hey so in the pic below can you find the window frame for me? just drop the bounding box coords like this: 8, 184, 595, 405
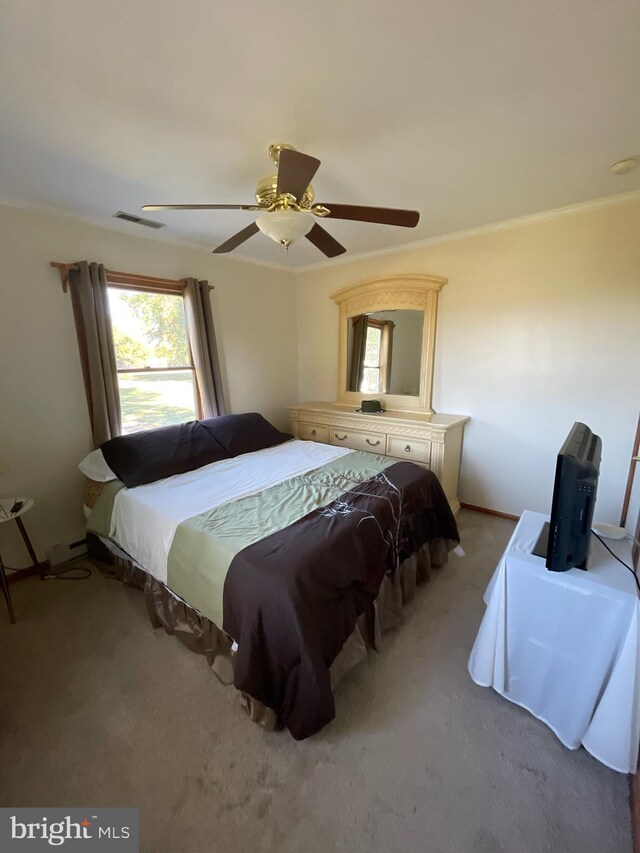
360, 318, 392, 394
106, 275, 203, 429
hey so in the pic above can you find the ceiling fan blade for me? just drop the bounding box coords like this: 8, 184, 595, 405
276, 149, 321, 201
142, 204, 259, 211
319, 204, 419, 228
212, 221, 260, 253
305, 223, 347, 258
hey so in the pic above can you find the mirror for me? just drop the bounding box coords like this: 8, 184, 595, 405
346, 310, 423, 395
331, 274, 447, 413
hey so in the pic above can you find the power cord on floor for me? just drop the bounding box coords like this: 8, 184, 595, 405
42, 561, 92, 580
591, 529, 640, 594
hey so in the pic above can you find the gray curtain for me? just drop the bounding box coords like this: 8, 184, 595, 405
349, 315, 368, 392
68, 261, 121, 446
183, 278, 226, 419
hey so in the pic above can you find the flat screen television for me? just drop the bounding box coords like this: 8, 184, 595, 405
533, 422, 602, 571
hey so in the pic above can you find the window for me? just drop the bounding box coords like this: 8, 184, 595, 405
108, 287, 199, 434
360, 319, 392, 394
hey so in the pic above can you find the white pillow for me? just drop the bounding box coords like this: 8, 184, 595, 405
78, 449, 117, 482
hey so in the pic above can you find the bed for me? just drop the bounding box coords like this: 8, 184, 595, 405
83, 414, 460, 739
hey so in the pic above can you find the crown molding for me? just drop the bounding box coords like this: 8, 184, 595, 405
295, 189, 640, 274
3, 187, 639, 277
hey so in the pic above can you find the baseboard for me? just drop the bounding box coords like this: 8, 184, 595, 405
632, 772, 640, 853
6, 561, 49, 584
460, 502, 520, 522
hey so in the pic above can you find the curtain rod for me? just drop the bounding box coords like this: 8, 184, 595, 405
50, 262, 214, 293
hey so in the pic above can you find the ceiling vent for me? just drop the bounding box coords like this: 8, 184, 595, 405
113, 210, 165, 229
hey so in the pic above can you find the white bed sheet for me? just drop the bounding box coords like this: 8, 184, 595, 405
110, 439, 353, 583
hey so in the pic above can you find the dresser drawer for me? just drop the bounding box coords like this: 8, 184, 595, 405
329, 427, 386, 454
387, 435, 431, 465
299, 422, 329, 443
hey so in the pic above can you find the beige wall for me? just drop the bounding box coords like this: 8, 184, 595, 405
0, 204, 297, 568
2, 194, 638, 571
296, 195, 640, 522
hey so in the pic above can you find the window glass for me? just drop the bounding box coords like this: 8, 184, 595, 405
109, 289, 191, 368
363, 326, 381, 368
116, 370, 197, 433
108, 288, 197, 434
361, 325, 382, 393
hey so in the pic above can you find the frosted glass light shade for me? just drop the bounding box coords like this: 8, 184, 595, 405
256, 210, 314, 245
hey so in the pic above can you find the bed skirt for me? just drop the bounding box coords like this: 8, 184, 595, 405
88, 533, 451, 732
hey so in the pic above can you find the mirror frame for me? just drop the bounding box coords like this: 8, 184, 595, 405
331, 274, 447, 414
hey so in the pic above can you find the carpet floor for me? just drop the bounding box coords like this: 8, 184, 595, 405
0, 510, 632, 853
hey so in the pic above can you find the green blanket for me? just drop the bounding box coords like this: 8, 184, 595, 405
86, 480, 125, 538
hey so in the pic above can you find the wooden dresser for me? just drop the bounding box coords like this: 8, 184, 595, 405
290, 402, 469, 513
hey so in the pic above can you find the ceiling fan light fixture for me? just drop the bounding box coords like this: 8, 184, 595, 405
256, 209, 314, 247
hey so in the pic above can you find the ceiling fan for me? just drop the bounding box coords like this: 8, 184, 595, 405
142, 143, 420, 258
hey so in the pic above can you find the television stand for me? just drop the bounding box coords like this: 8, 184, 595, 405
531, 520, 589, 570
469, 509, 640, 773
532, 521, 550, 560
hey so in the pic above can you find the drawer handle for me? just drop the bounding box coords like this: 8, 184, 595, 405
366, 439, 381, 447
405, 445, 411, 452
335, 433, 347, 441
310, 429, 316, 436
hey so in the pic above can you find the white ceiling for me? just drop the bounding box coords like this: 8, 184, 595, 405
1, 0, 639, 269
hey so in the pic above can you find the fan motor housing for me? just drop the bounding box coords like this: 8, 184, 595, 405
254, 174, 315, 210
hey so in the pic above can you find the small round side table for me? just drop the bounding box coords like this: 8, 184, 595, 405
0, 498, 37, 624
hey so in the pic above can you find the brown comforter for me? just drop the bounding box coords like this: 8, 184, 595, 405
223, 462, 459, 739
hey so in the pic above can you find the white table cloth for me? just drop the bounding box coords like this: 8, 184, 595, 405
468, 510, 640, 773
